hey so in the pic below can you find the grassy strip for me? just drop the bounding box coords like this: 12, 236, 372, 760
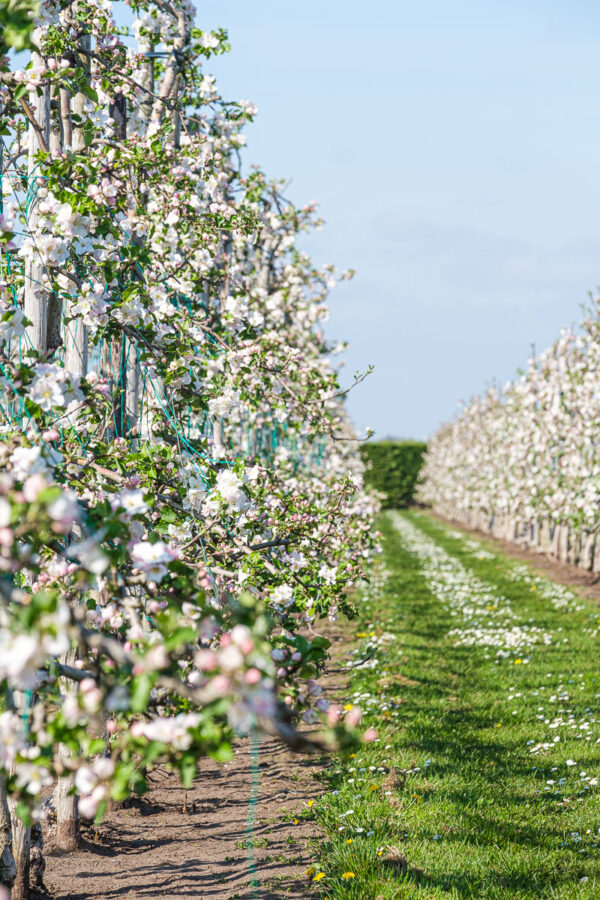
305, 510, 600, 898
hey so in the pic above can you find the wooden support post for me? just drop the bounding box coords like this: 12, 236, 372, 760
46, 97, 63, 353
63, 33, 91, 379
530, 519, 539, 548
558, 526, 569, 563
129, 38, 161, 440
17, 42, 49, 889
54, 24, 86, 851
551, 523, 560, 560
23, 44, 50, 357
103, 335, 128, 438
568, 530, 581, 567
539, 519, 550, 554
124, 338, 140, 437
103, 92, 129, 439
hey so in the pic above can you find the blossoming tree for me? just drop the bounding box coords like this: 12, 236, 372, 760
0, 1, 378, 896
421, 302, 600, 571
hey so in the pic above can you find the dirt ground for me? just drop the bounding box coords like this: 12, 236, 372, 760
430, 510, 600, 603
42, 742, 321, 900
39, 624, 352, 900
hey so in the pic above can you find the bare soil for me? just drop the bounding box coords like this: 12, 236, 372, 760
430, 510, 600, 603
39, 623, 353, 900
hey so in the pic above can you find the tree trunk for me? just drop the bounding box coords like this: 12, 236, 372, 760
580, 532, 595, 571
55, 775, 79, 852
29, 823, 44, 894
8, 801, 30, 900
593, 535, 600, 574
55, 649, 80, 852
539, 519, 551, 554
8, 691, 31, 900
0, 777, 16, 891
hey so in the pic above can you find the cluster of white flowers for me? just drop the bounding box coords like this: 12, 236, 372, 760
130, 541, 177, 583
212, 469, 249, 512
27, 363, 83, 412
390, 513, 552, 655
0, 711, 26, 768
0, 604, 70, 689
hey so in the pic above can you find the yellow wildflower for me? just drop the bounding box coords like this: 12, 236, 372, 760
342, 872, 356, 879
313, 872, 325, 882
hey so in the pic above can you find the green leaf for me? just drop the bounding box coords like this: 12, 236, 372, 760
130, 673, 152, 713
94, 799, 107, 824
209, 742, 233, 763
164, 626, 196, 651
83, 120, 95, 148
80, 83, 98, 103
15, 800, 32, 825
180, 756, 197, 788
309, 636, 331, 651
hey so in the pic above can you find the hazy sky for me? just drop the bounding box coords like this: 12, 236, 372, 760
200, 0, 600, 440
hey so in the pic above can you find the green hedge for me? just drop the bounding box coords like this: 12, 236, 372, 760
360, 441, 427, 509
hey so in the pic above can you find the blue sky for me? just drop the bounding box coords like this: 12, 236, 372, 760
201, 0, 600, 440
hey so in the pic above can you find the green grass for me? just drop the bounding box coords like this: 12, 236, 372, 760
309, 510, 600, 899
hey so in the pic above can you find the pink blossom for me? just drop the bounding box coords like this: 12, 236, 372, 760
346, 707, 362, 727
194, 649, 217, 672
23, 473, 47, 501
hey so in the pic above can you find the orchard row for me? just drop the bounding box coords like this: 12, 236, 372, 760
421, 300, 600, 568
0, 1, 377, 895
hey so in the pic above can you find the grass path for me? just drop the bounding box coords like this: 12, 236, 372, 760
309, 510, 600, 898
